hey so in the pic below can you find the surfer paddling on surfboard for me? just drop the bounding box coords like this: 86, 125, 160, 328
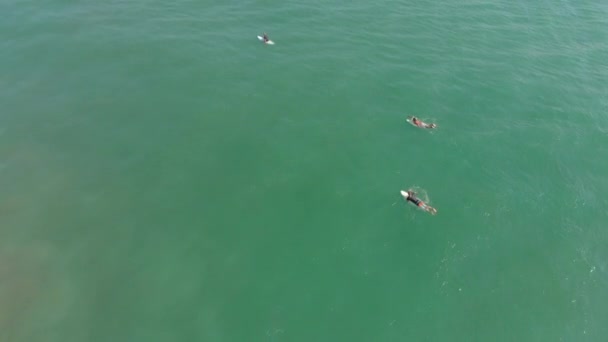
408, 116, 436, 129
257, 33, 274, 45
401, 190, 437, 215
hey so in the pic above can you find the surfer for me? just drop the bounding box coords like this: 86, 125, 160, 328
411, 116, 436, 129
263, 33, 270, 43
401, 190, 437, 215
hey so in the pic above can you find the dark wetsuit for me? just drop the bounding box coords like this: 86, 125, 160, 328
407, 194, 424, 207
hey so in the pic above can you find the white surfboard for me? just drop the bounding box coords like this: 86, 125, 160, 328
257, 35, 275, 45
400, 190, 409, 199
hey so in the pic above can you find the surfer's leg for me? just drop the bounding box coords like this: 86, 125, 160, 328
419, 202, 436, 215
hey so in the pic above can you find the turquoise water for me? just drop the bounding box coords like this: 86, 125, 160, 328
2, 0, 608, 341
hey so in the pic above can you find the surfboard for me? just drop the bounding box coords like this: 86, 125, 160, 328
257, 36, 274, 45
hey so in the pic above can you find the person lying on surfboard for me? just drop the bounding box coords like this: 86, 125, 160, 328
401, 190, 437, 215
410, 116, 436, 129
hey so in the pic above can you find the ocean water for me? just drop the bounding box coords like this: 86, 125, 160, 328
1, 0, 608, 341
